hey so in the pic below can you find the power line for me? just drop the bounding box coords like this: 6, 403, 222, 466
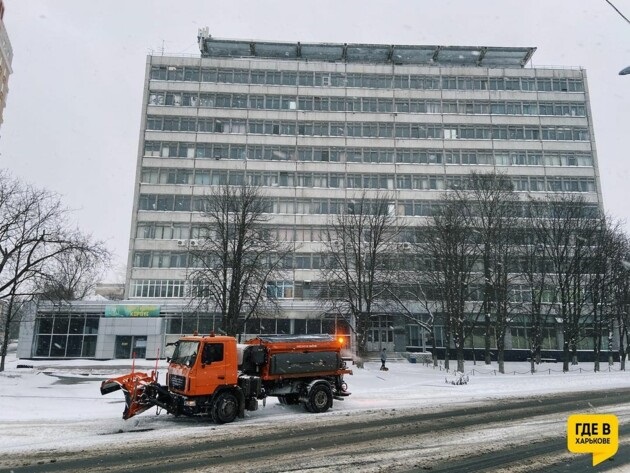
604, 0, 630, 26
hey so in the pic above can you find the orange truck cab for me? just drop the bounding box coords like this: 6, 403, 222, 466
101, 334, 352, 424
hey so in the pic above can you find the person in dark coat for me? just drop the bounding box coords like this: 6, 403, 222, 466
380, 348, 387, 370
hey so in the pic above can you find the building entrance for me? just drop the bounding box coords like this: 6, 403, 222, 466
114, 336, 147, 359
366, 316, 395, 352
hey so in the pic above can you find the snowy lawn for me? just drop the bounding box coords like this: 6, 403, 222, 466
1, 348, 628, 456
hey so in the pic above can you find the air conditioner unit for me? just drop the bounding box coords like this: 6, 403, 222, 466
189, 239, 199, 247
177, 239, 186, 247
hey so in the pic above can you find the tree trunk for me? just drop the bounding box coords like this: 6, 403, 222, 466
443, 317, 452, 371
593, 335, 601, 372
0, 329, 9, 372
562, 340, 570, 372
456, 345, 465, 373
431, 333, 438, 367
0, 294, 16, 372
355, 314, 369, 360
484, 313, 492, 365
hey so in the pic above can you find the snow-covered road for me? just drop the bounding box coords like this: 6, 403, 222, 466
1, 354, 629, 471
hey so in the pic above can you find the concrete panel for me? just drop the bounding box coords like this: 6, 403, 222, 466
16, 303, 37, 359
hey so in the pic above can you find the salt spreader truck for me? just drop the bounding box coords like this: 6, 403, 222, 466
101, 334, 352, 424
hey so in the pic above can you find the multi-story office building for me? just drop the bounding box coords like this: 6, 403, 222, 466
0, 0, 12, 129
19, 32, 603, 359
0, 0, 11, 347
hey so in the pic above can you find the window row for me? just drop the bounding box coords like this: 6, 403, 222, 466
150, 66, 585, 93
163, 311, 351, 337
135, 224, 595, 246
140, 167, 596, 193
148, 91, 586, 117
34, 315, 100, 357
136, 195, 374, 214
34, 334, 97, 358
133, 251, 391, 271
136, 222, 208, 240
129, 279, 187, 298
36, 315, 100, 335
137, 183, 596, 216
146, 116, 591, 141
135, 223, 329, 243
143, 141, 594, 167
127, 277, 594, 312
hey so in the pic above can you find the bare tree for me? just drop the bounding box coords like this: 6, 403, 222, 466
387, 279, 439, 367
387, 227, 445, 367
615, 245, 630, 370
453, 172, 519, 370
0, 173, 108, 371
424, 197, 479, 372
583, 218, 623, 371
531, 194, 601, 372
586, 221, 630, 370
187, 184, 291, 338
34, 245, 111, 302
321, 192, 401, 358
515, 203, 557, 373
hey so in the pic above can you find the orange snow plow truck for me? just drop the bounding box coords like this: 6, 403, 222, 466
101, 334, 352, 424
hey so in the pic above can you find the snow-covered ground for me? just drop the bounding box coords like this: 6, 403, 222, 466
1, 344, 629, 456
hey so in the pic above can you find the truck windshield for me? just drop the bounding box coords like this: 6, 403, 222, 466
170, 341, 199, 367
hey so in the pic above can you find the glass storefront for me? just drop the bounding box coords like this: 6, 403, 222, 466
34, 313, 99, 357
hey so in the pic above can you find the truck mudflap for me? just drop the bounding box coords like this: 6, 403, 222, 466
100, 371, 159, 420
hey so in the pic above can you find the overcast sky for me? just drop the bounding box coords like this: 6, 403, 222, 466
2, 0, 630, 281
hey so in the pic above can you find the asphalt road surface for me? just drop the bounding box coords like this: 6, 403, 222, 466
4, 388, 630, 473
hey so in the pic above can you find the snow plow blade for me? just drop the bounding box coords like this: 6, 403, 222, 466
100, 380, 123, 395
100, 371, 158, 420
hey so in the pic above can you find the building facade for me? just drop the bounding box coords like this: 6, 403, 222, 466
20, 33, 605, 359
0, 0, 13, 129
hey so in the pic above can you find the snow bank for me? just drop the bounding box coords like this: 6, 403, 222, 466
1, 349, 628, 455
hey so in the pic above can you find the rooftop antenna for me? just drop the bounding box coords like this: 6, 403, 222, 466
198, 27, 211, 54
160, 40, 165, 56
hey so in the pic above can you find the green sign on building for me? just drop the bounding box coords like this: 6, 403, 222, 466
105, 305, 161, 317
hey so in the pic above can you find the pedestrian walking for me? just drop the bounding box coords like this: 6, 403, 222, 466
380, 348, 387, 371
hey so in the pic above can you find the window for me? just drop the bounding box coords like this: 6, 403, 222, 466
267, 280, 294, 299
150, 66, 167, 80
202, 343, 224, 364
130, 279, 186, 298
444, 128, 457, 139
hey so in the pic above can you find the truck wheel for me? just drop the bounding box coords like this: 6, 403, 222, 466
306, 384, 332, 413
212, 392, 238, 424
